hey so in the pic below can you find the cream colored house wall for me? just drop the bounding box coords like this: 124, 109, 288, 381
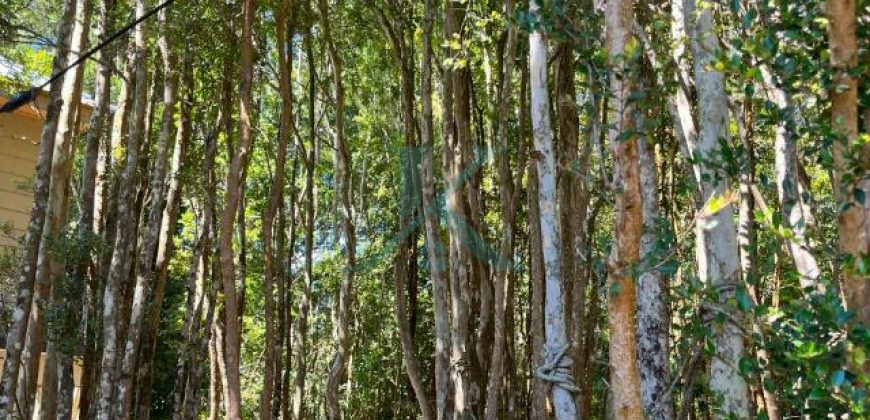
0, 94, 92, 248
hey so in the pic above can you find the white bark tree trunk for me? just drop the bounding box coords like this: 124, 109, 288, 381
528, 2, 577, 417
759, 67, 822, 292
685, 1, 750, 417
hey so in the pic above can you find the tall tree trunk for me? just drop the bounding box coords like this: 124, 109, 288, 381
732, 98, 782, 420
293, 33, 318, 420
759, 67, 822, 291
39, 1, 92, 420
0, 0, 76, 415
281, 154, 299, 420
485, 0, 517, 416
76, 0, 114, 416
827, 0, 869, 328
260, 1, 291, 417
636, 134, 673, 420
115, 8, 178, 418
320, 2, 356, 418
95, 0, 150, 416
420, 0, 452, 415
528, 1, 578, 417
136, 41, 194, 420
172, 201, 210, 420
393, 241, 433, 420
217, 0, 256, 417
37, 0, 92, 416
685, 0, 751, 416
523, 63, 548, 420
206, 149, 222, 420
604, 0, 644, 416
443, 1, 476, 416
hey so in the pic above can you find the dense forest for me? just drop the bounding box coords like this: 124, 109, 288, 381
0, 0, 867, 418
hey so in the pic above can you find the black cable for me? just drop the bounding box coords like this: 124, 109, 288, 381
0, 0, 176, 113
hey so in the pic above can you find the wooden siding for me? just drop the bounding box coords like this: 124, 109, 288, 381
0, 94, 92, 248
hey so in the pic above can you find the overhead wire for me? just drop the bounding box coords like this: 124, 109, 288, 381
0, 0, 176, 113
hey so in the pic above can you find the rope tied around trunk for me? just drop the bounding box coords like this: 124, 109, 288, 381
534, 344, 579, 393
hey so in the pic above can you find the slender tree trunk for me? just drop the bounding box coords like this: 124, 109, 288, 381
320, 1, 356, 417
443, 1, 476, 416
281, 155, 299, 420
636, 133, 673, 420
36, 0, 92, 416
293, 34, 318, 420
827, 0, 869, 328
522, 62, 547, 420
259, 2, 291, 418
579, 197, 604, 420
136, 43, 194, 420
485, 0, 517, 416
274, 197, 287, 419
217, 0, 256, 417
206, 155, 221, 420
393, 241, 433, 420
604, 0, 644, 416
208, 326, 222, 420
758, 67, 822, 291
420, 0, 452, 415
115, 9, 178, 418
95, 0, 150, 416
528, 1, 578, 417
733, 104, 781, 420
0, 0, 76, 415
172, 202, 210, 420
685, 0, 751, 416
75, 0, 114, 416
